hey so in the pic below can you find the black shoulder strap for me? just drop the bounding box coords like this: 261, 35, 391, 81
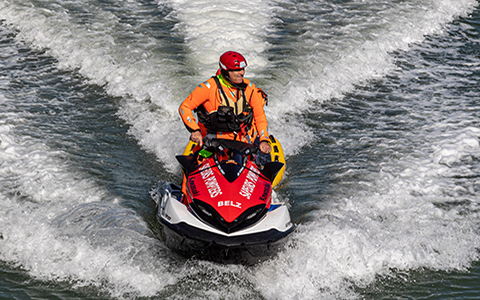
242, 89, 248, 109
212, 76, 231, 108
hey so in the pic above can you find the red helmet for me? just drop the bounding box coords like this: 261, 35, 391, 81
219, 51, 247, 71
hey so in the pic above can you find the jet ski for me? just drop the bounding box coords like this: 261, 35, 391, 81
152, 135, 295, 264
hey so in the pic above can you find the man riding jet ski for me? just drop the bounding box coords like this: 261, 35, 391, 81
154, 51, 294, 264
179, 51, 271, 152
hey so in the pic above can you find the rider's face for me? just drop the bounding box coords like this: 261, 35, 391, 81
228, 69, 245, 84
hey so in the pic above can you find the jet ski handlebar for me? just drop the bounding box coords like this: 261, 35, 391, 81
203, 138, 258, 155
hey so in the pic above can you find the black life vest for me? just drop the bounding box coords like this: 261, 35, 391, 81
196, 76, 254, 134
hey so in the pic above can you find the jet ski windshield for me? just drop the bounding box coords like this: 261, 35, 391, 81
213, 148, 246, 183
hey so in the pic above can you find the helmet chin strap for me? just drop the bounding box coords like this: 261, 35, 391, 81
220, 69, 247, 89
221, 69, 232, 82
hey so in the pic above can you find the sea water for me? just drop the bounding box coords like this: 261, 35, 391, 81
0, 0, 479, 299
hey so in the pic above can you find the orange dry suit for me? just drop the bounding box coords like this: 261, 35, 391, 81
179, 74, 269, 144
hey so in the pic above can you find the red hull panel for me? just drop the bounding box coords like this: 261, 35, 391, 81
187, 160, 271, 223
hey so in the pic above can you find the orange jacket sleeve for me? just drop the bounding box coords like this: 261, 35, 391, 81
248, 84, 269, 142
179, 80, 215, 133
